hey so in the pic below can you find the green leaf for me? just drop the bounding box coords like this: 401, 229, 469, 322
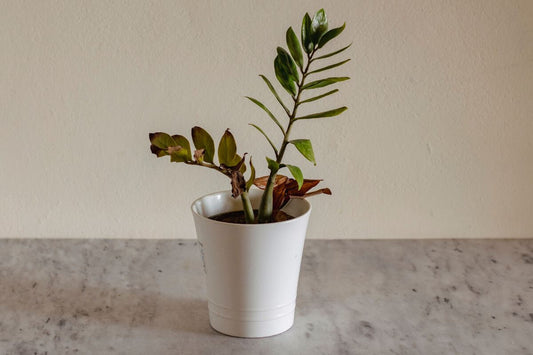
286, 27, 303, 70
290, 139, 316, 165
218, 129, 237, 166
150, 145, 168, 157
266, 157, 280, 173
149, 132, 172, 157
238, 155, 247, 173
259, 75, 290, 116
226, 153, 247, 174
274, 55, 297, 97
314, 43, 352, 60
228, 154, 245, 169
277, 47, 299, 82
191, 126, 215, 163
286, 164, 304, 190
300, 89, 339, 104
317, 22, 345, 49
150, 132, 174, 150
170, 135, 191, 162
295, 106, 348, 120
249, 124, 279, 157
308, 59, 350, 75
149, 132, 189, 161
302, 77, 350, 90
245, 96, 284, 133
311, 9, 328, 43
301, 13, 313, 54
246, 157, 256, 190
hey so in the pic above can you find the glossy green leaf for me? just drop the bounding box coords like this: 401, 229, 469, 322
286, 27, 303, 70
301, 13, 313, 54
170, 135, 191, 162
295, 106, 348, 120
286, 164, 304, 190
302, 77, 350, 90
277, 47, 299, 82
274, 55, 297, 97
245, 96, 284, 133
290, 139, 316, 165
266, 157, 280, 173
191, 126, 215, 163
249, 124, 279, 157
317, 22, 345, 49
300, 89, 339, 104
314, 43, 352, 60
245, 157, 256, 190
259, 75, 290, 115
308, 59, 350, 75
218, 129, 237, 166
311, 9, 328, 43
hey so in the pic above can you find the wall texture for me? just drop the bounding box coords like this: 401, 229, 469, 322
1, 1, 532, 239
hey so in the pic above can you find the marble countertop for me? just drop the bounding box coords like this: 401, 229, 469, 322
0, 239, 532, 355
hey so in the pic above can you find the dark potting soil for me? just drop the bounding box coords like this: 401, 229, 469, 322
209, 209, 294, 224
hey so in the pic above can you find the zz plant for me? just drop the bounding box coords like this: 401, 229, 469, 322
150, 9, 350, 224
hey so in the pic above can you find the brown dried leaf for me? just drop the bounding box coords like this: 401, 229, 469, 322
285, 179, 322, 196
254, 175, 330, 213
231, 171, 246, 198
290, 188, 333, 199
272, 183, 287, 211
253, 175, 288, 190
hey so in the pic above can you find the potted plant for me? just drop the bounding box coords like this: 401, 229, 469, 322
149, 9, 350, 337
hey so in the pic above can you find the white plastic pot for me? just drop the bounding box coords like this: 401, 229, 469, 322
191, 189, 311, 338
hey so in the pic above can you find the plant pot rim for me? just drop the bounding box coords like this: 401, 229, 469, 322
190, 189, 312, 227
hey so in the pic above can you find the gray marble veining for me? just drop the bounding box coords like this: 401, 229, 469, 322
0, 239, 532, 355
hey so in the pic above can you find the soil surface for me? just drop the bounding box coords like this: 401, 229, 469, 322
209, 209, 294, 224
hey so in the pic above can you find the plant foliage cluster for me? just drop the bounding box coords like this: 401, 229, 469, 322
150, 9, 350, 223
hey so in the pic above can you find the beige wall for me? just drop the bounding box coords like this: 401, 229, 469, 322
1, 1, 532, 239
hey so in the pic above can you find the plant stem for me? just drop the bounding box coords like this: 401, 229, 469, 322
257, 49, 316, 223
240, 191, 255, 223
185, 160, 231, 177
185, 160, 255, 223
257, 172, 275, 222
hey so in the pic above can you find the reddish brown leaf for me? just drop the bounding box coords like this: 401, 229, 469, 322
290, 188, 333, 200
285, 179, 322, 196
253, 175, 288, 190
254, 175, 330, 214
272, 183, 287, 211
320, 188, 332, 195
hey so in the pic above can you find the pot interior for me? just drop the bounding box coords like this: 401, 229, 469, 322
191, 189, 311, 222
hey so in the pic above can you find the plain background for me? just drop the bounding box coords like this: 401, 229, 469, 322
1, 0, 532, 239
